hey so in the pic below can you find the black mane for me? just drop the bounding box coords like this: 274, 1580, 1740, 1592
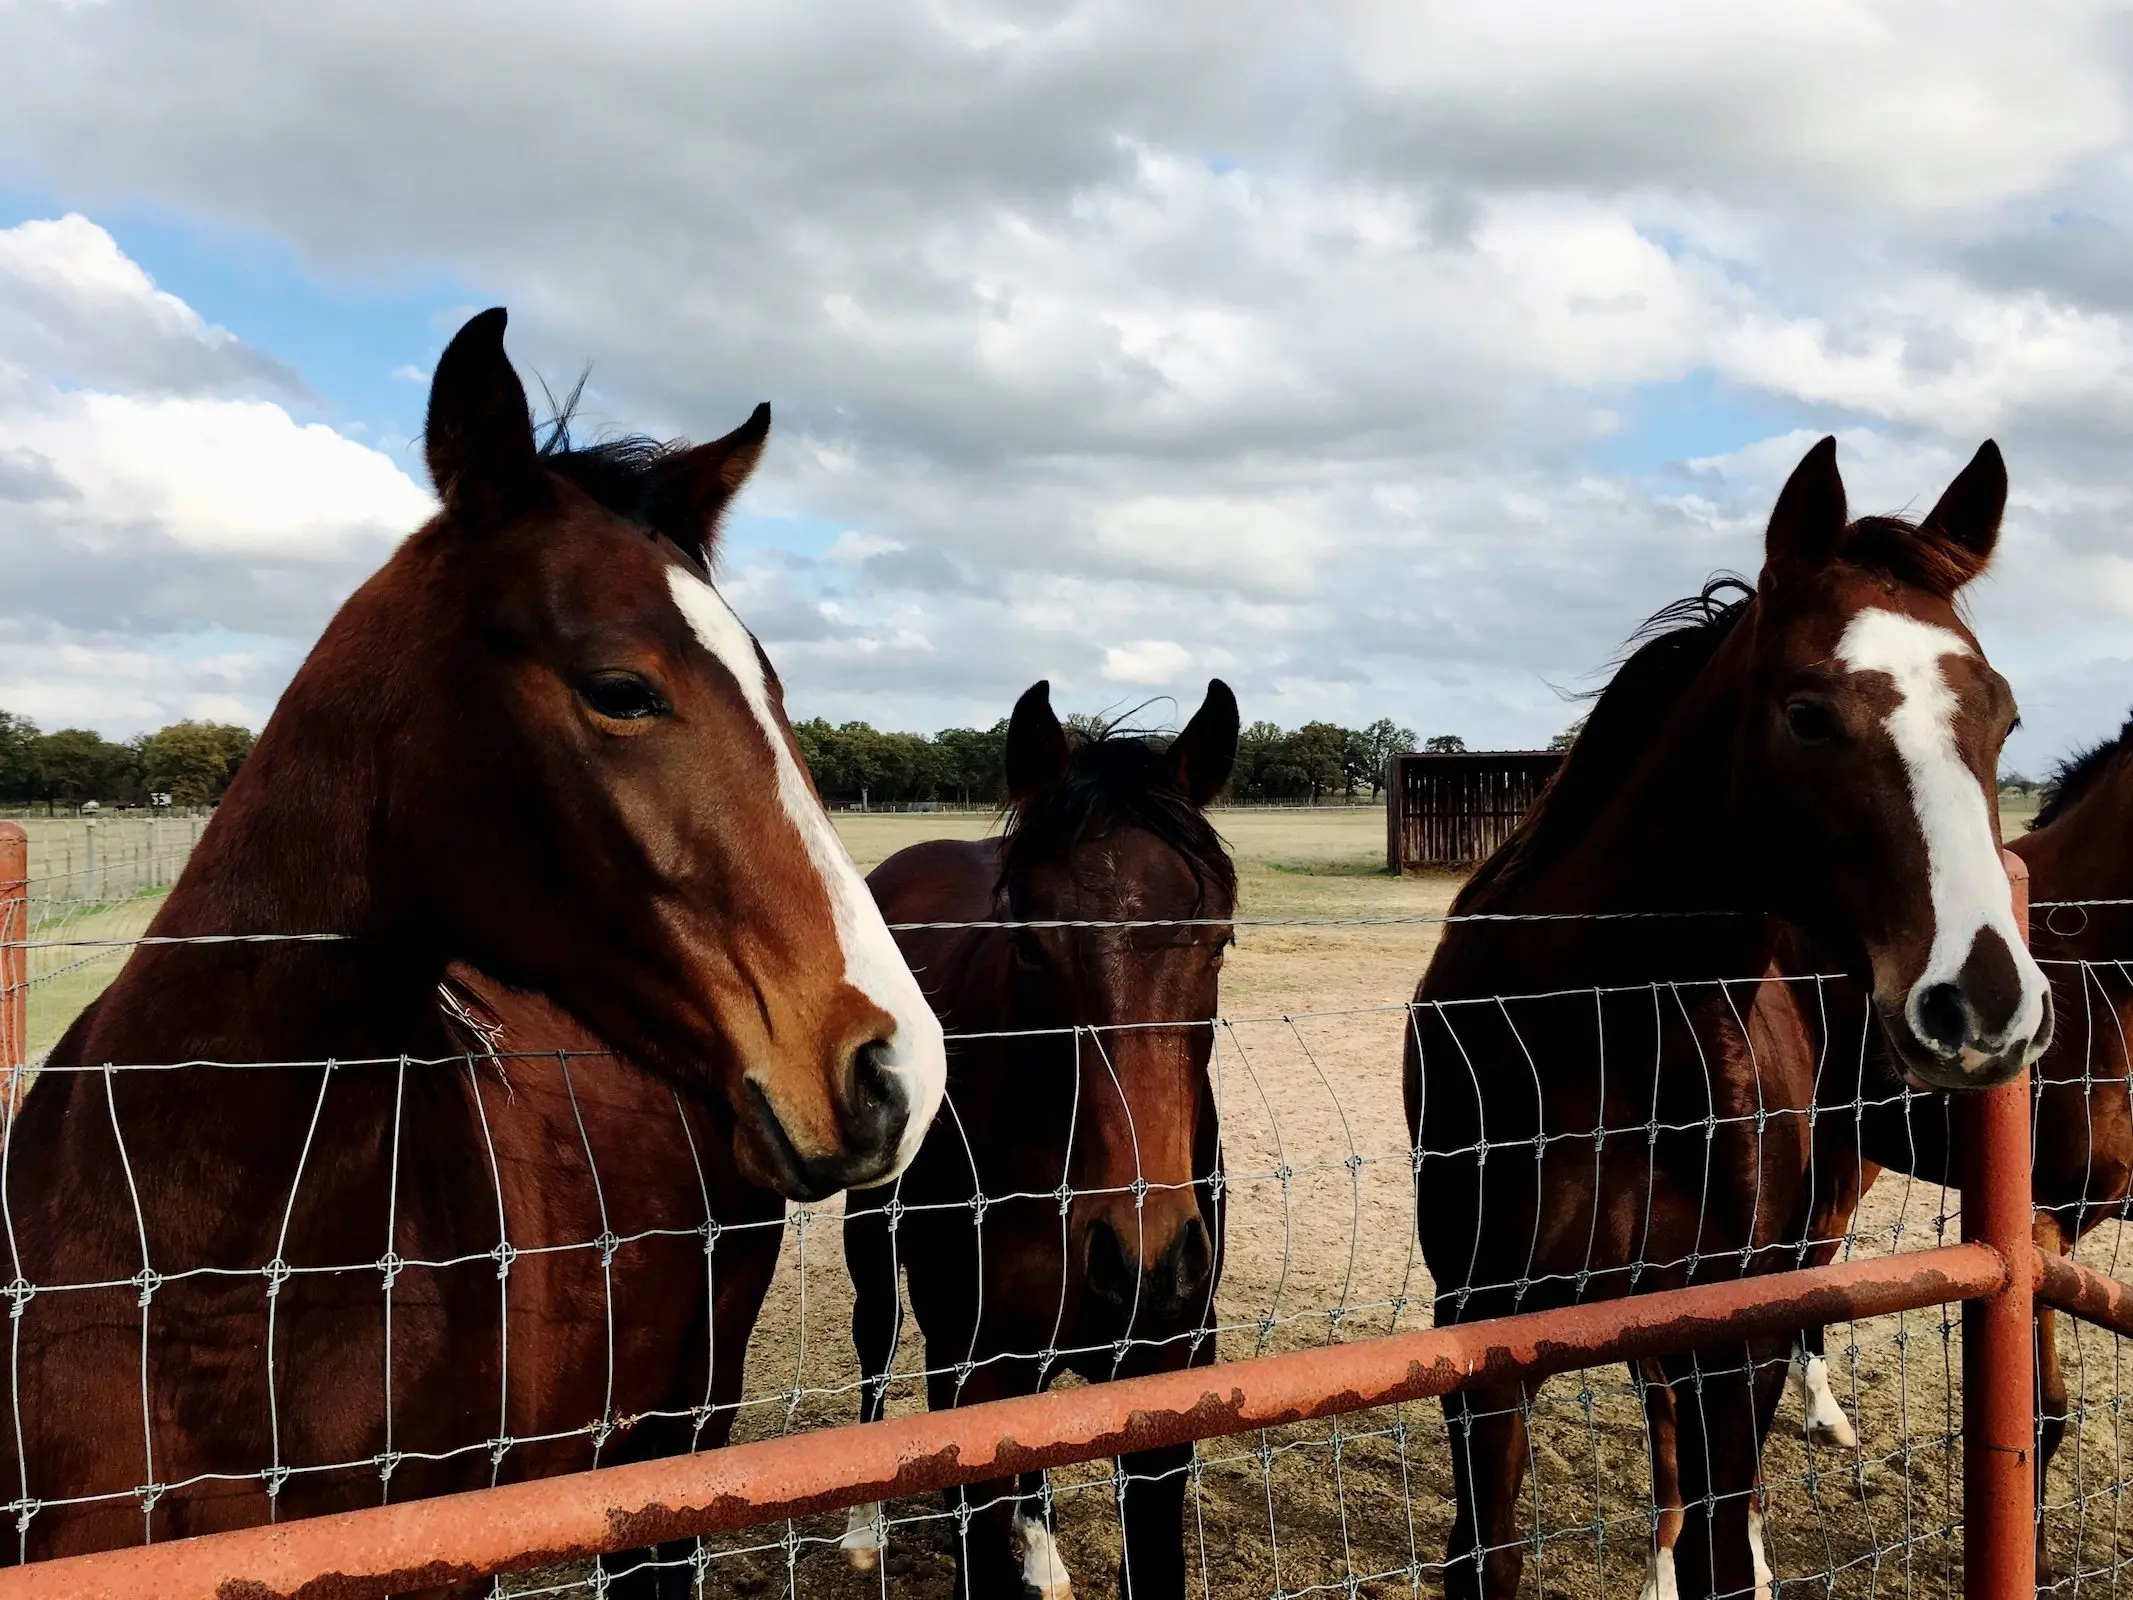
1457, 577, 1753, 908
537, 388, 712, 569
2034, 711, 2133, 831
1001, 733, 1236, 908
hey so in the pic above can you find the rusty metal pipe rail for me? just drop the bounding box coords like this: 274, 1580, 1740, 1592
0, 1241, 2008, 1600
2035, 1247, 2133, 1341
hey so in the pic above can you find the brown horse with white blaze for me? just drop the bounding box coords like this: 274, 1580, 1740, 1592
2, 309, 944, 1582
1774, 708, 2133, 1587
1407, 437, 2049, 1600
841, 680, 1238, 1600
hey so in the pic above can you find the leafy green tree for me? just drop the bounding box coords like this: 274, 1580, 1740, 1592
1285, 722, 1351, 801
1548, 720, 1585, 752
934, 723, 1008, 804
31, 729, 138, 809
1231, 721, 1292, 800
138, 721, 253, 807
1349, 718, 1418, 799
0, 711, 40, 804
1423, 733, 1468, 753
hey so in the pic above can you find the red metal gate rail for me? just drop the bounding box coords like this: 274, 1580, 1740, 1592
0, 1243, 2012, 1600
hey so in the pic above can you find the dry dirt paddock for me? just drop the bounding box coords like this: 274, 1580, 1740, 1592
675, 808, 2133, 1600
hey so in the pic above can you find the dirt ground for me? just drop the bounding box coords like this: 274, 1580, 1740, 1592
662, 809, 2133, 1600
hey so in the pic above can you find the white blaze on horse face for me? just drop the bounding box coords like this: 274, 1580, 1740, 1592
1015, 1512, 1075, 1600
1834, 608, 2048, 1063
666, 566, 948, 1173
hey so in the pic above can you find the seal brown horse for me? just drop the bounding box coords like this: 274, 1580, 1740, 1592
842, 680, 1238, 1600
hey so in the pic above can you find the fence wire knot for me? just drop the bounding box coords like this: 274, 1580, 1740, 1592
491, 1241, 518, 1280
262, 1465, 289, 1499
3, 1277, 33, 1319
132, 1266, 162, 1307
377, 1250, 405, 1290
262, 1256, 293, 1297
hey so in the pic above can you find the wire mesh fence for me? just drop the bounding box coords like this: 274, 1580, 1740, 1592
7, 817, 206, 1063
0, 843, 2106, 1597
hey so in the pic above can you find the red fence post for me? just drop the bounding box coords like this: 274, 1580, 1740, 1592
1961, 850, 2036, 1600
0, 822, 24, 1125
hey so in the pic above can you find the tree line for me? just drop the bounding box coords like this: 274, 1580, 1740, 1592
0, 711, 256, 810
795, 715, 1444, 805
3, 702, 1498, 813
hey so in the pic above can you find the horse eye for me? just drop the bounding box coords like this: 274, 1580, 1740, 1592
1785, 700, 1838, 743
580, 672, 669, 722
1012, 929, 1044, 970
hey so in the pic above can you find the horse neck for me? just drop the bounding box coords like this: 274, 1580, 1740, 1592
2020, 752, 2133, 962
80, 608, 445, 1072
1459, 673, 1776, 991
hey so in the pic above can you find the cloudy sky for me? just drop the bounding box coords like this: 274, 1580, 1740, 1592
0, 2, 2130, 770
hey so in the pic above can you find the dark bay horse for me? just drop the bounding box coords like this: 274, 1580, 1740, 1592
4, 308, 945, 1579
1407, 437, 2050, 1600
841, 680, 1238, 1600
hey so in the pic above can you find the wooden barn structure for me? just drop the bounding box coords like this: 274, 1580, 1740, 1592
1384, 749, 1563, 871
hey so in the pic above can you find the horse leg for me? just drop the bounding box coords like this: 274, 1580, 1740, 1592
933, 1361, 1038, 1600
1637, 1361, 1683, 1600
840, 1194, 905, 1573
1443, 1381, 1532, 1600
1011, 1470, 1076, 1600
1787, 1326, 1858, 1450
1661, 1338, 1785, 1600
2035, 1213, 2072, 1589
1115, 1441, 1194, 1600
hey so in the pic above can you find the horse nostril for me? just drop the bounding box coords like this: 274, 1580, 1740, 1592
1913, 983, 1970, 1054
1084, 1220, 1134, 1305
1170, 1216, 1213, 1301
842, 1038, 908, 1159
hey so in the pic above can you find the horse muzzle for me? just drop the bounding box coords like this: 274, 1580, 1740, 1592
736, 1037, 914, 1202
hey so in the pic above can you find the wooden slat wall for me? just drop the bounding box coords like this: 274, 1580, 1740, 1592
1384, 752, 1563, 870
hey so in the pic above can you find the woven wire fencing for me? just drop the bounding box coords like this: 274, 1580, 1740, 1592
2035, 950, 2133, 1596
11, 817, 206, 1064
0, 881, 2076, 1598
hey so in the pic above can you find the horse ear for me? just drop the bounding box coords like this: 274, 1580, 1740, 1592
1917, 440, 2006, 587
1760, 436, 1847, 586
1171, 679, 1239, 807
425, 308, 542, 529
1004, 680, 1070, 802
654, 402, 771, 564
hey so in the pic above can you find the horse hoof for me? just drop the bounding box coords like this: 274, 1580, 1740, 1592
1808, 1413, 1860, 1451
841, 1502, 884, 1571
